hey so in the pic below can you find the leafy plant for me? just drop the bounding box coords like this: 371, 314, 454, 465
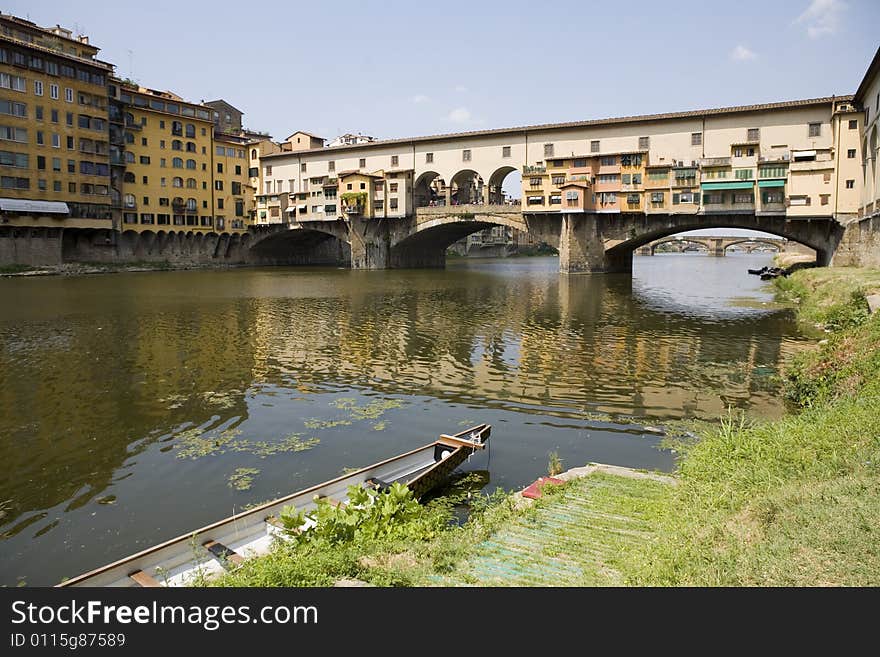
340, 192, 367, 207
278, 482, 441, 548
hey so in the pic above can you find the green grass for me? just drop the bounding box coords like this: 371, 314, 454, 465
775, 267, 880, 331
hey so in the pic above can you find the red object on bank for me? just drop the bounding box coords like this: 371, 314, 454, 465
521, 477, 564, 499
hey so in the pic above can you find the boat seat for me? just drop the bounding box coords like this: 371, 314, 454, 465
129, 570, 161, 587
203, 540, 245, 566
316, 495, 344, 507
365, 477, 392, 492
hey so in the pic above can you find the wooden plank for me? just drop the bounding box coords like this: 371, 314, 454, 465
203, 540, 245, 566
438, 434, 486, 450
128, 570, 161, 587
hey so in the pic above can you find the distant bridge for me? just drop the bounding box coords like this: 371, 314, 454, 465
636, 235, 790, 256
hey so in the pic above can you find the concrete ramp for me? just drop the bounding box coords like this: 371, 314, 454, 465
438, 465, 671, 586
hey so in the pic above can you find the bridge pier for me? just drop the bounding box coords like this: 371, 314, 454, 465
349, 217, 390, 269
558, 214, 632, 274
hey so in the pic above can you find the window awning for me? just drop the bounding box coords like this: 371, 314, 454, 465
758, 180, 786, 188
792, 150, 816, 159
700, 181, 754, 191
0, 198, 70, 214
285, 206, 296, 212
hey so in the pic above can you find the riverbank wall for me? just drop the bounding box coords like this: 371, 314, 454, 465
0, 226, 350, 269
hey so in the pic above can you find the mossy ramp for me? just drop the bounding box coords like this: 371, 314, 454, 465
435, 466, 672, 586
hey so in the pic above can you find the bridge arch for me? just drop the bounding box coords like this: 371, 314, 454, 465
248, 225, 351, 266
601, 214, 836, 271
388, 208, 530, 268
449, 169, 484, 205
414, 170, 446, 208
723, 238, 783, 253
487, 165, 519, 205
650, 237, 711, 254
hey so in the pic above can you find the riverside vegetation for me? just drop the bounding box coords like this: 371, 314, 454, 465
208, 267, 880, 587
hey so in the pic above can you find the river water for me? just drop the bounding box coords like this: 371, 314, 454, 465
0, 253, 807, 585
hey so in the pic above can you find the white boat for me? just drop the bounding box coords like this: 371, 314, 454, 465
58, 424, 491, 587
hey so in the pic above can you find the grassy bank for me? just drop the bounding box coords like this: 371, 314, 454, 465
208, 267, 880, 587
623, 267, 880, 585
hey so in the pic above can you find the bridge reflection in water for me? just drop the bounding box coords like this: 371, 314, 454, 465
0, 255, 806, 585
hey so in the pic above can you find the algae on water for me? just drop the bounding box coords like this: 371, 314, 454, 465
174, 428, 319, 460
228, 468, 260, 491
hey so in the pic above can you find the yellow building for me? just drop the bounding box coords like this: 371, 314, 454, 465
619, 151, 646, 212
0, 14, 114, 229
109, 82, 215, 232
339, 170, 382, 218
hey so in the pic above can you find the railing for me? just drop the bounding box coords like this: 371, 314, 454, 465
701, 157, 730, 167
523, 165, 546, 174
343, 204, 363, 215
758, 153, 790, 162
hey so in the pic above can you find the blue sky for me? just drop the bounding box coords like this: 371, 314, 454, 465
8, 0, 878, 142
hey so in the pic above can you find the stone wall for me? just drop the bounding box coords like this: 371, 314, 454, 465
0, 227, 63, 266
831, 216, 880, 268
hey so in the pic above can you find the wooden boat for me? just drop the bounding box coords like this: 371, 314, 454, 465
58, 424, 490, 587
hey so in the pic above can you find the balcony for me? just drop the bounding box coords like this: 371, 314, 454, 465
343, 204, 363, 215
701, 157, 730, 167
758, 152, 790, 163
523, 165, 546, 174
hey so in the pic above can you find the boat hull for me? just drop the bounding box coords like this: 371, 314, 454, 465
58, 424, 490, 587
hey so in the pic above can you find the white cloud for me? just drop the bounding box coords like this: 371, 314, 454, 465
796, 0, 846, 38
730, 44, 757, 61
447, 107, 472, 123
410, 94, 430, 104
454, 85, 468, 93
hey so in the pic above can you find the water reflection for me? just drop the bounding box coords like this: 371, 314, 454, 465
0, 253, 804, 584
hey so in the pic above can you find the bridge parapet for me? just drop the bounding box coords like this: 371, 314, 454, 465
415, 204, 523, 223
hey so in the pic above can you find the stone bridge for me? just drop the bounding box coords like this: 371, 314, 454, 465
636, 235, 788, 256
248, 206, 843, 273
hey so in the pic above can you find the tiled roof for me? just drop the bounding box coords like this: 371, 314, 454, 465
263, 95, 851, 159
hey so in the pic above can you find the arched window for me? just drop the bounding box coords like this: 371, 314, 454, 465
172, 140, 183, 151
185, 159, 196, 170
172, 197, 184, 207
124, 112, 135, 126
172, 177, 183, 188
124, 132, 134, 144
172, 121, 183, 136
124, 151, 135, 163
172, 157, 183, 168
251, 149, 257, 159
186, 141, 196, 152
186, 197, 197, 211
185, 124, 195, 138
186, 177, 196, 189
123, 171, 136, 183
123, 193, 135, 208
